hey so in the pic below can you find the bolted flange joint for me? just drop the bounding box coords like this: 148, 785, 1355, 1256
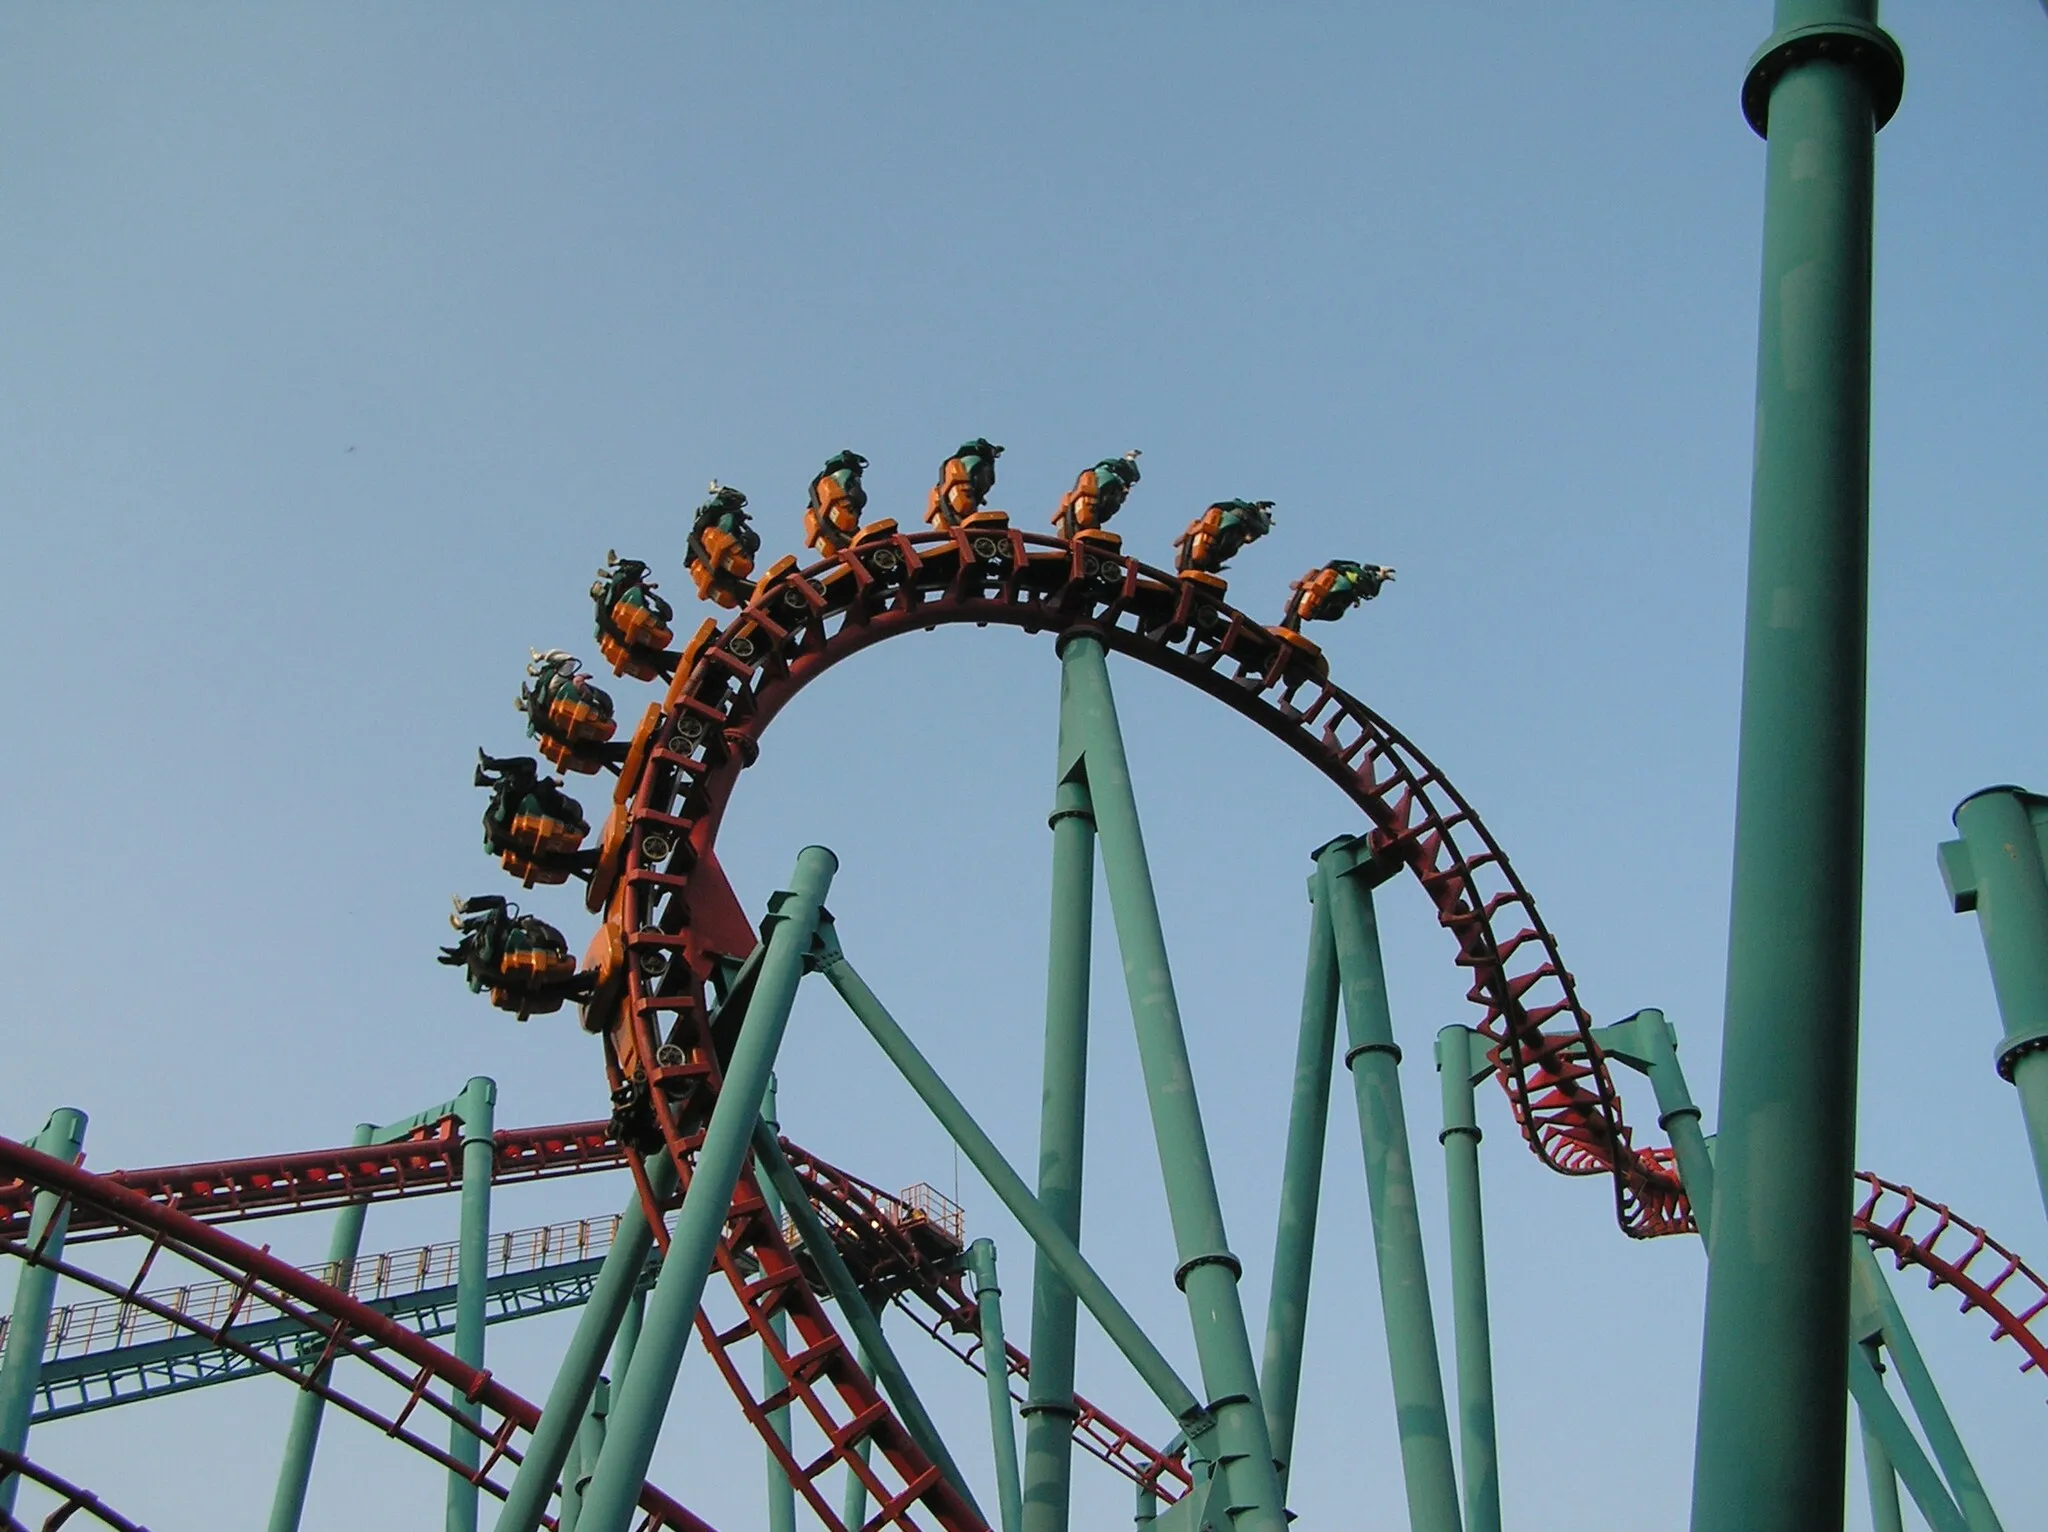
1173, 1249, 1243, 1291
1742, 20, 1904, 138
1995, 1024, 2048, 1084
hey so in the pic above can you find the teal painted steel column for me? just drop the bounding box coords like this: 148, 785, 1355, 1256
269, 1122, 377, 1532
1940, 789, 2048, 1218
1319, 846, 1461, 1532
1850, 1241, 2001, 1531
815, 933, 1204, 1426
1859, 1410, 1906, 1532
1435, 1026, 1499, 1532
0, 1108, 87, 1517
758, 1076, 797, 1532
1693, 7, 1902, 1529
448, 1076, 498, 1532
967, 1239, 1025, 1532
1258, 879, 1338, 1495
559, 1440, 584, 1532
579, 847, 837, 1532
1061, 633, 1288, 1532
492, 1153, 673, 1532
1024, 690, 1096, 1532
751, 1122, 983, 1521
841, 1328, 876, 1532
560, 1378, 609, 1532
1846, 1347, 1968, 1532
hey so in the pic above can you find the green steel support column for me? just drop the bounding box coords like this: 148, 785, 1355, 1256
1940, 788, 2048, 1218
1060, 634, 1288, 1532
1435, 1027, 1499, 1532
1846, 1346, 1968, 1532
758, 1076, 797, 1532
1257, 881, 1339, 1495
751, 1123, 983, 1522
268, 1122, 377, 1532
579, 847, 837, 1532
492, 1155, 673, 1532
559, 1441, 583, 1532
0, 1108, 87, 1518
814, 934, 1205, 1427
561, 1378, 609, 1532
1587, 1010, 1716, 1241
967, 1239, 1025, 1532
1692, 7, 1902, 1530
1858, 1409, 1905, 1532
1850, 1241, 2001, 1530
840, 1329, 876, 1532
1024, 707, 1096, 1532
447, 1076, 498, 1532
1319, 847, 1462, 1532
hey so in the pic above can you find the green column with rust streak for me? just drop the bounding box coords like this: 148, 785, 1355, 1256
1023, 678, 1097, 1532
1062, 633, 1288, 1532
269, 1122, 377, 1532
1435, 1026, 1499, 1532
1692, 6, 1902, 1529
447, 1076, 497, 1532
0, 1108, 87, 1517
1941, 788, 2048, 1219
1320, 845, 1461, 1532
1258, 878, 1338, 1495
577, 847, 837, 1532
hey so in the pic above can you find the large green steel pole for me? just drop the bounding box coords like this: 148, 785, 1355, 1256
269, 1122, 377, 1532
1060, 634, 1288, 1532
1435, 1026, 1499, 1532
0, 1108, 87, 1518
578, 847, 837, 1532
815, 935, 1205, 1426
492, 1153, 674, 1532
448, 1076, 498, 1532
1692, 7, 1902, 1528
560, 1378, 609, 1532
1258, 881, 1339, 1495
967, 1240, 1026, 1532
757, 1075, 797, 1532
1941, 788, 2048, 1218
1320, 849, 1462, 1532
1023, 699, 1096, 1532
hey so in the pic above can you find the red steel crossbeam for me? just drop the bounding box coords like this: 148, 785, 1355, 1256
0, 1121, 623, 1246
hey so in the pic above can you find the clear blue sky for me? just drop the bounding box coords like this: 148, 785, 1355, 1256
3, 6, 2044, 1529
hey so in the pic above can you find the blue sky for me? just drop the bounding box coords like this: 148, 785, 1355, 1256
3, 6, 2045, 1529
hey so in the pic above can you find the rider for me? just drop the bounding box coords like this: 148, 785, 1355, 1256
1053, 451, 1142, 539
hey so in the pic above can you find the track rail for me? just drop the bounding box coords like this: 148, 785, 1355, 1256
0, 1121, 621, 1246
0, 1450, 150, 1532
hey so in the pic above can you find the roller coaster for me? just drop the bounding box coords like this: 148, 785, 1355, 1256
3, 439, 2046, 1532
7, 10, 2046, 1531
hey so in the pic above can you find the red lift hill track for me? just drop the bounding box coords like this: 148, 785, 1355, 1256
3, 522, 2043, 1531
